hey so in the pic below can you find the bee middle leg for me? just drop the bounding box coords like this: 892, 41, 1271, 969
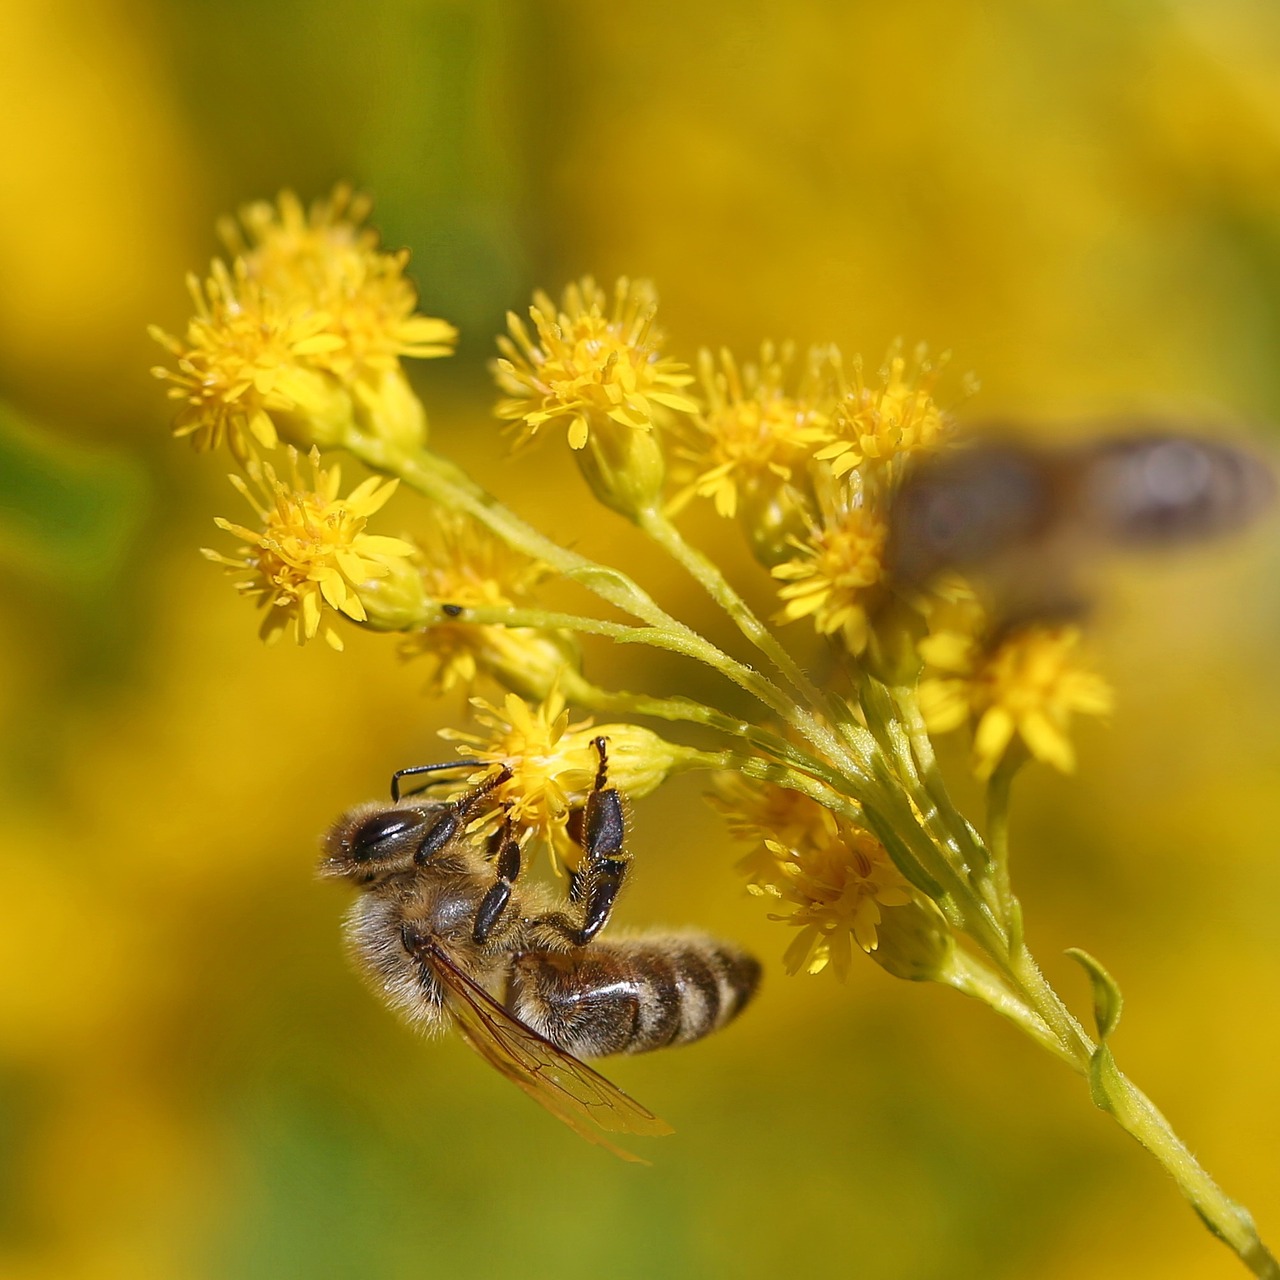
472, 818, 522, 945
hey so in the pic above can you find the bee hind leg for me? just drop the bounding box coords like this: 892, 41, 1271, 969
545, 737, 631, 948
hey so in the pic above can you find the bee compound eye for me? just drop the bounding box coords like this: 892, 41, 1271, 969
349, 810, 423, 861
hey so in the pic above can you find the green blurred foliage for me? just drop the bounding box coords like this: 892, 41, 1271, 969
2, 1, 1280, 1278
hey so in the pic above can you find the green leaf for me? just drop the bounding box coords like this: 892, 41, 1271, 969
1066, 946, 1124, 1041
1087, 1041, 1125, 1115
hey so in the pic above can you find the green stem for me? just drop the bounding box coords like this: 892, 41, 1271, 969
993, 947, 1278, 1277
351, 437, 795, 725
354, 437, 871, 784
943, 932, 1277, 1275
985, 755, 1019, 934
558, 671, 858, 796
1098, 1067, 1279, 1278
635, 505, 839, 720
942, 949, 1081, 1071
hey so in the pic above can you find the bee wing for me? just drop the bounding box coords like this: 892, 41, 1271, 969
425, 941, 674, 1163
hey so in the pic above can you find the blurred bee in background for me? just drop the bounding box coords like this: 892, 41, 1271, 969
320, 738, 761, 1162
885, 427, 1276, 623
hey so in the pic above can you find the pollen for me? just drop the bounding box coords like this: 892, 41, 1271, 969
203, 447, 416, 650
492, 276, 697, 451
679, 343, 832, 519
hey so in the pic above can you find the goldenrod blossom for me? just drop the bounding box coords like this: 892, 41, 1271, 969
442, 691, 690, 871
815, 345, 952, 476
154, 188, 456, 457
679, 343, 832, 519
493, 276, 697, 451
150, 260, 352, 462
749, 825, 912, 979
710, 773, 841, 886
399, 510, 579, 698
227, 187, 457, 379
204, 448, 415, 650
772, 483, 888, 652
918, 598, 1114, 779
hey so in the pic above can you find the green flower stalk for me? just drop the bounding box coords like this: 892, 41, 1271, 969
155, 186, 1278, 1279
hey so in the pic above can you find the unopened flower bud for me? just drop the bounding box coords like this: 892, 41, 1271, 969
475, 627, 582, 702
576, 425, 667, 521
358, 554, 430, 631
353, 366, 429, 451
867, 895, 955, 982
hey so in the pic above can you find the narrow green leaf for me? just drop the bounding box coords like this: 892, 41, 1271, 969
1066, 946, 1124, 1041
1087, 1042, 1125, 1114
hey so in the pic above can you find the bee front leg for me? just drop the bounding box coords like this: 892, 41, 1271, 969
472, 832, 521, 945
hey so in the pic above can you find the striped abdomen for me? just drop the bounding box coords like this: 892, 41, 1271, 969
508, 933, 761, 1058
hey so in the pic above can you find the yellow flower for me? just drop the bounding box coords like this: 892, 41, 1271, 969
150, 260, 352, 462
226, 186, 458, 380
771, 480, 888, 652
918, 590, 1114, 779
153, 188, 456, 457
750, 825, 913, 979
398, 510, 579, 698
709, 773, 841, 885
678, 343, 832, 519
204, 448, 416, 650
442, 690, 691, 871
815, 344, 955, 477
492, 275, 697, 451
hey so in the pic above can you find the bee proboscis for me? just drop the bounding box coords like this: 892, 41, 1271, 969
320, 739, 761, 1162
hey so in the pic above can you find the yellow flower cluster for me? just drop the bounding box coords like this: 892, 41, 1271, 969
917, 583, 1114, 779
675, 343, 955, 650
771, 481, 889, 654
152, 186, 456, 461
156, 189, 473, 653
816, 345, 953, 476
398, 510, 578, 698
157, 189, 1121, 997
494, 276, 697, 451
718, 776, 912, 979
441, 690, 695, 872
679, 343, 832, 520
203, 448, 416, 650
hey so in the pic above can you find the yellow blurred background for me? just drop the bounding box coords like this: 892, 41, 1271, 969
3, 1, 1280, 1277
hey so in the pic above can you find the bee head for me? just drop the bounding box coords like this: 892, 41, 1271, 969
318, 799, 456, 885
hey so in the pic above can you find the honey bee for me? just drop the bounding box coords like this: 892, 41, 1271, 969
319, 738, 761, 1162
885, 428, 1275, 621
